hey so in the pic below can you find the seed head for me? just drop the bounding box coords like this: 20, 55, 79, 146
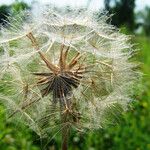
0, 6, 138, 138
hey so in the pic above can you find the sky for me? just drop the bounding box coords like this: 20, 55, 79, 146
0, 0, 150, 11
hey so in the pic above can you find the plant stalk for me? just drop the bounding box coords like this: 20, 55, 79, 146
61, 111, 70, 150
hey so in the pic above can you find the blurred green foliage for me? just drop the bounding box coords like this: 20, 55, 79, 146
11, 1, 29, 13
0, 5, 10, 25
0, 105, 40, 150
0, 0, 29, 26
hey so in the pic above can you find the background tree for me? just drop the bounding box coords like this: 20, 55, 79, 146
0, 1, 29, 26
136, 6, 150, 36
104, 0, 111, 11
0, 5, 10, 26
104, 0, 135, 31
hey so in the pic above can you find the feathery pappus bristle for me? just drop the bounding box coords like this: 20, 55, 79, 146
0, 5, 138, 139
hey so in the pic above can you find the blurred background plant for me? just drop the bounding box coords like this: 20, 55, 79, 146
0, 0, 149, 150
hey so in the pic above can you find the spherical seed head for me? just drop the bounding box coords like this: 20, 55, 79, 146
0, 5, 138, 137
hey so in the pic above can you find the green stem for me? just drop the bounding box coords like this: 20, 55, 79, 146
61, 112, 70, 150
62, 128, 69, 150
